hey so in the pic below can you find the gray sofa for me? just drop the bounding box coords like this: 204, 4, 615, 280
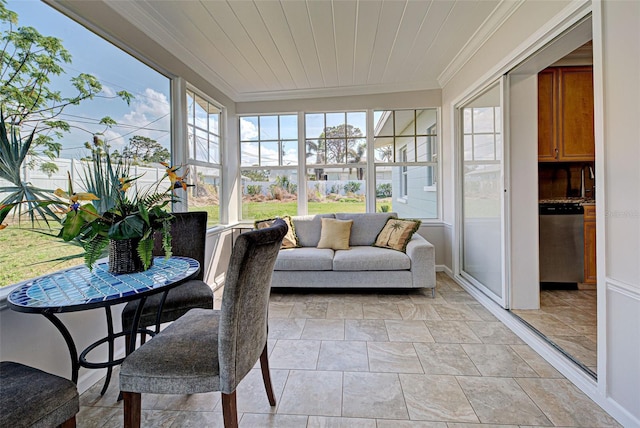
270, 213, 436, 294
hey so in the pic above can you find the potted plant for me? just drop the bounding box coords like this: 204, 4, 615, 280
50, 150, 190, 273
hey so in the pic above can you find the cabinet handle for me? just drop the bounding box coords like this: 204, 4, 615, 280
554, 148, 559, 159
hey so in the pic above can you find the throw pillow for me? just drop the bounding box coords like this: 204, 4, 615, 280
316, 218, 353, 250
254, 216, 300, 249
373, 218, 421, 252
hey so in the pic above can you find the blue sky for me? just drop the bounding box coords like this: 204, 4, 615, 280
6, 0, 171, 158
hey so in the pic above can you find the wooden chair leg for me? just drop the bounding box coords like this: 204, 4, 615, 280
123, 391, 142, 428
60, 415, 76, 428
221, 391, 238, 428
259, 343, 276, 406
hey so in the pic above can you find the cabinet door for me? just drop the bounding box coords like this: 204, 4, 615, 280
538, 69, 557, 161
558, 67, 595, 161
583, 205, 597, 284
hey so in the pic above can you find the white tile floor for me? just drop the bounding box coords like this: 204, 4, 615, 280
512, 286, 598, 374
78, 273, 617, 427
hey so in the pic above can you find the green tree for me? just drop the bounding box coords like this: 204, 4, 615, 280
0, 1, 132, 158
318, 124, 363, 164
307, 124, 364, 180
241, 169, 270, 182
121, 135, 169, 165
0, 1, 132, 225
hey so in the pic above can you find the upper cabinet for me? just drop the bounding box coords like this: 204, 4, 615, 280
538, 66, 595, 162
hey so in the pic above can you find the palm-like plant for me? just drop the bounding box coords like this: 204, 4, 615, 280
52, 150, 177, 270
0, 112, 62, 228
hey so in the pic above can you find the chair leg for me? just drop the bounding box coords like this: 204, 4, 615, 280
123, 391, 142, 428
221, 391, 238, 428
125, 333, 131, 355
59, 416, 76, 428
259, 343, 276, 406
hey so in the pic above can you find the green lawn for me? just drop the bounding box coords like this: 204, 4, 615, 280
0, 226, 84, 287
242, 200, 368, 220
2, 200, 393, 287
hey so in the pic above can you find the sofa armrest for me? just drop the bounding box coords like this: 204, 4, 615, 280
405, 234, 436, 289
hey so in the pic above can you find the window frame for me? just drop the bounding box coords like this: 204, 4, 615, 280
184, 86, 224, 226
237, 108, 441, 221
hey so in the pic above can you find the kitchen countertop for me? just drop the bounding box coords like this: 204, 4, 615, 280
539, 198, 595, 205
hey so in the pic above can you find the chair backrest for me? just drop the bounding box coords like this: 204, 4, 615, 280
153, 211, 208, 281
217, 218, 287, 394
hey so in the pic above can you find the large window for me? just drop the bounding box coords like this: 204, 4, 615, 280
305, 112, 367, 215
238, 109, 439, 221
373, 109, 438, 218
0, 1, 171, 286
186, 89, 222, 227
240, 114, 298, 220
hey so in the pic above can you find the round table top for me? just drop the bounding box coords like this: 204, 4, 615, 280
8, 256, 200, 313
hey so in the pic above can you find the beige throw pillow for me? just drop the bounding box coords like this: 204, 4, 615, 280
373, 218, 421, 252
317, 218, 353, 250
254, 216, 300, 249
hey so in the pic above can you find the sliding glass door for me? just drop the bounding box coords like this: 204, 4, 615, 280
458, 80, 508, 307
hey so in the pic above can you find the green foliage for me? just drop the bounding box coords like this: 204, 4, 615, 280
47, 149, 176, 269
39, 161, 58, 177
343, 181, 361, 194
379, 204, 390, 213
376, 183, 392, 198
136, 236, 154, 270
274, 175, 297, 194
82, 233, 108, 269
161, 220, 172, 258
241, 169, 270, 182
0, 2, 135, 233
246, 184, 262, 196
311, 123, 364, 164
0, 112, 62, 227
120, 135, 170, 165
0, 1, 133, 158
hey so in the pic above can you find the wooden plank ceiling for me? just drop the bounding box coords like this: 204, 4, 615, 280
97, 0, 521, 102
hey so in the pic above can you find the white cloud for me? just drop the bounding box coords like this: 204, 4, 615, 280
101, 85, 116, 97
104, 88, 171, 150
240, 118, 258, 141
122, 88, 170, 127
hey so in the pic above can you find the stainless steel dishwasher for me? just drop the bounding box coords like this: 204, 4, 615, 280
539, 202, 584, 285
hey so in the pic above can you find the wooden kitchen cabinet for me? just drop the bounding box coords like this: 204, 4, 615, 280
583, 204, 597, 284
538, 66, 595, 162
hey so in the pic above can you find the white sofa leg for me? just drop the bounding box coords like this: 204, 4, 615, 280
431, 288, 436, 298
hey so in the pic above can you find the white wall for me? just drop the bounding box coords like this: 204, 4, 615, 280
440, 0, 639, 424
595, 0, 640, 420
236, 90, 441, 114
507, 74, 540, 309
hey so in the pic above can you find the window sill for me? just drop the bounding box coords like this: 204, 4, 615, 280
396, 198, 408, 204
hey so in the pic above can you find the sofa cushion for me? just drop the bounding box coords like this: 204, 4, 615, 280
336, 212, 397, 246
317, 218, 353, 250
373, 218, 422, 252
333, 246, 411, 271
291, 214, 335, 247
274, 247, 334, 271
255, 216, 300, 248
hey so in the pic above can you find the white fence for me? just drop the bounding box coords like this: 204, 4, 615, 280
0, 156, 168, 200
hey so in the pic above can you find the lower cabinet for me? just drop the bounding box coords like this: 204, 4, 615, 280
583, 205, 597, 285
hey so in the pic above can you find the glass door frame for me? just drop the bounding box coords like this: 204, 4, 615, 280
454, 76, 511, 309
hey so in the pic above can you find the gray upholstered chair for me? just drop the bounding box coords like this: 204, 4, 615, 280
121, 211, 213, 350
119, 219, 288, 428
0, 361, 79, 428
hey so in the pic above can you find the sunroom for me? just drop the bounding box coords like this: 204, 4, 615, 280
0, 0, 638, 427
